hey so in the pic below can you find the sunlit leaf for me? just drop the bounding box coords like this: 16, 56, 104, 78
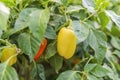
28, 8, 50, 43
66, 5, 84, 13
106, 10, 120, 28
72, 21, 89, 43
0, 2, 10, 31
111, 36, 120, 50
82, 0, 95, 13
57, 70, 81, 80
88, 29, 107, 64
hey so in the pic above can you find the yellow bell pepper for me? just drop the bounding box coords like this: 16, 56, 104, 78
57, 27, 77, 59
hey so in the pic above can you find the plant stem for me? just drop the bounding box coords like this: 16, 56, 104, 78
84, 56, 93, 67
81, 10, 101, 22
0, 39, 13, 47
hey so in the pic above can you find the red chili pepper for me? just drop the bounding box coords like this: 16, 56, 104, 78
34, 38, 47, 61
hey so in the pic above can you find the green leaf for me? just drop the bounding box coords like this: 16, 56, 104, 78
31, 64, 45, 80
28, 8, 50, 43
111, 26, 120, 37
94, 0, 109, 9
103, 64, 120, 80
66, 5, 84, 13
111, 36, 120, 50
106, 10, 120, 28
15, 8, 37, 32
17, 33, 40, 61
72, 21, 89, 43
2, 8, 37, 39
90, 65, 109, 77
0, 62, 18, 80
113, 50, 120, 58
113, 5, 120, 15
50, 0, 62, 4
45, 41, 57, 59
84, 64, 97, 72
49, 54, 63, 73
56, 70, 81, 80
88, 29, 107, 64
87, 73, 99, 80
0, 2, 10, 31
17, 33, 32, 55
98, 12, 110, 29
94, 0, 104, 6
45, 26, 57, 39
0, 0, 15, 7
82, 0, 95, 13
61, 0, 72, 6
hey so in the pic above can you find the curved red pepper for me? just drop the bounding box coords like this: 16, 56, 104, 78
34, 38, 47, 61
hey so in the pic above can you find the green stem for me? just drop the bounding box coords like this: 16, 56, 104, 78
81, 10, 101, 22
0, 46, 10, 50
42, 0, 50, 8
81, 71, 86, 80
33, 60, 37, 69
84, 56, 93, 67
0, 39, 12, 46
6, 53, 18, 65
64, 11, 68, 21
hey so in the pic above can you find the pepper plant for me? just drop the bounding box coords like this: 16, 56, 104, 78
0, 0, 120, 80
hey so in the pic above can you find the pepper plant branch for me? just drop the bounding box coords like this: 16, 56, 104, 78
81, 9, 102, 22
0, 39, 12, 46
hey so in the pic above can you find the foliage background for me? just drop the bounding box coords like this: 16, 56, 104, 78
0, 0, 120, 80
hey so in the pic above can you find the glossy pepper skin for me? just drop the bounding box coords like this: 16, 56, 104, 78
57, 27, 77, 59
34, 38, 47, 61
0, 47, 17, 65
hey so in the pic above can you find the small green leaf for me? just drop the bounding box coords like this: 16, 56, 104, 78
66, 5, 84, 13
45, 42, 57, 59
113, 50, 120, 58
106, 10, 120, 28
61, 0, 72, 6
111, 36, 120, 50
0, 0, 15, 7
87, 73, 99, 80
82, 0, 95, 13
90, 65, 109, 77
31, 64, 46, 80
45, 26, 57, 39
84, 64, 97, 72
2, 8, 37, 38
17, 33, 32, 55
94, 0, 109, 9
15, 8, 37, 31
49, 54, 63, 73
111, 26, 120, 37
0, 2, 10, 31
72, 21, 89, 43
98, 11, 110, 29
0, 62, 18, 80
103, 64, 120, 80
57, 70, 81, 80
